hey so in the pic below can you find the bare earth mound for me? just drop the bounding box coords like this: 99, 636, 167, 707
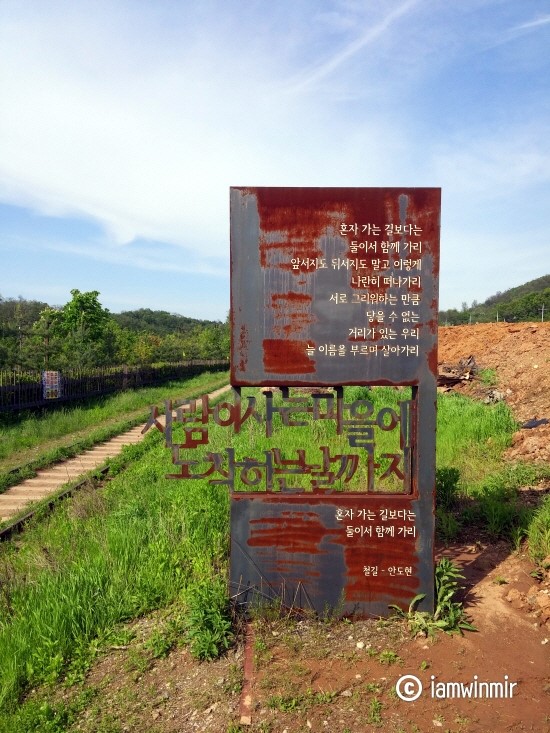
439, 322, 550, 463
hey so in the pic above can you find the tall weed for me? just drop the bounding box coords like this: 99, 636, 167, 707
527, 495, 550, 564
436, 393, 517, 483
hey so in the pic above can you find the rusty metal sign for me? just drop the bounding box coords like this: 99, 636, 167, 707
228, 187, 440, 616
230, 187, 439, 387
147, 187, 440, 618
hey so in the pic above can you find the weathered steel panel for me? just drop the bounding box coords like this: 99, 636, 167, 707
228, 187, 439, 616
230, 187, 440, 387
230, 494, 429, 617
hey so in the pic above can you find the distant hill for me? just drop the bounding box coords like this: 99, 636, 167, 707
439, 275, 550, 325
112, 308, 221, 336
0, 295, 50, 335
0, 298, 221, 337
482, 275, 550, 307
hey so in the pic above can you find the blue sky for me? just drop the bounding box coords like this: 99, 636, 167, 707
1, 0, 549, 321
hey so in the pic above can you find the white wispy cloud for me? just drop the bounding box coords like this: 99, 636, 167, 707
0, 1, 410, 254
48, 240, 228, 277
4, 233, 227, 277
430, 126, 550, 200
512, 13, 550, 32
479, 10, 550, 51
279, 0, 420, 95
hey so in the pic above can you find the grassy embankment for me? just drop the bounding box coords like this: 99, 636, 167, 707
0, 371, 230, 494
0, 386, 548, 729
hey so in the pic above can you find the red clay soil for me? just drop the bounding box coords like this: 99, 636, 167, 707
438, 322, 550, 463
73, 542, 550, 733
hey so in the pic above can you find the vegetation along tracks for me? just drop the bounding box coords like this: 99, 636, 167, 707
0, 376, 231, 535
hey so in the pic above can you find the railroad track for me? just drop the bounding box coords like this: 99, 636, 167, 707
0, 385, 231, 540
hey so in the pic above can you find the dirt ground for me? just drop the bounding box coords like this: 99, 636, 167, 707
63, 543, 550, 733
438, 322, 550, 463
56, 323, 550, 732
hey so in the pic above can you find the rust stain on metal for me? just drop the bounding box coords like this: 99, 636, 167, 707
270, 292, 312, 304
271, 292, 314, 339
237, 324, 249, 374
253, 188, 344, 270
262, 339, 316, 374
247, 511, 331, 552
231, 493, 423, 615
427, 343, 439, 375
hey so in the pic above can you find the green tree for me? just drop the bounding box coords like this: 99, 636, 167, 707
20, 307, 63, 369
20, 291, 115, 370
55, 290, 113, 368
131, 332, 162, 364
0, 295, 51, 369
193, 320, 230, 359
108, 321, 138, 365
57, 289, 111, 341
0, 295, 49, 331
155, 332, 186, 362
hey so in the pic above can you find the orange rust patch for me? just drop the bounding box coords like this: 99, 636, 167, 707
262, 339, 315, 374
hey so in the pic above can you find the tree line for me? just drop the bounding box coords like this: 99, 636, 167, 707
438, 275, 549, 326
2, 273, 547, 369
0, 290, 230, 371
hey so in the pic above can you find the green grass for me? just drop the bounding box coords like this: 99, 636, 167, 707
0, 383, 548, 724
0, 429, 230, 712
478, 368, 498, 386
0, 371, 229, 492
436, 392, 517, 483
435, 456, 550, 551
0, 371, 229, 463
0, 688, 97, 733
184, 385, 519, 494
0, 381, 528, 499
